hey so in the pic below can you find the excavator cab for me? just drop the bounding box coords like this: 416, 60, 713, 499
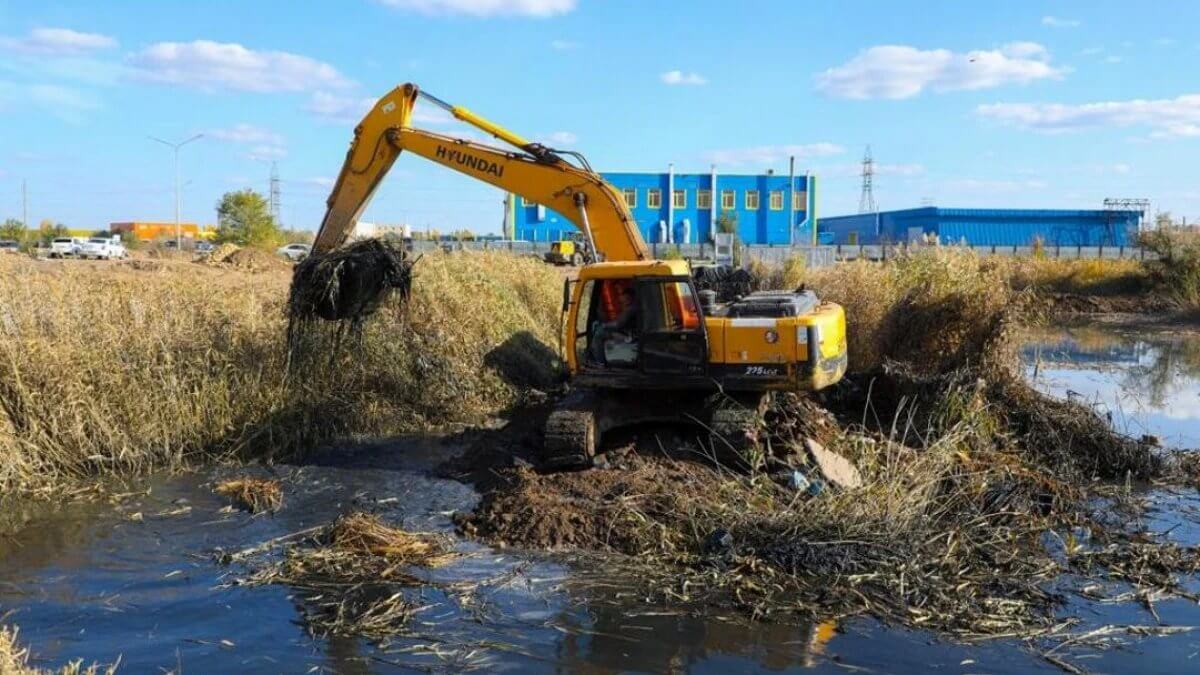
571, 270, 706, 377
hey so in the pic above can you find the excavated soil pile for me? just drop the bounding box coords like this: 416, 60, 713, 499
201, 243, 291, 272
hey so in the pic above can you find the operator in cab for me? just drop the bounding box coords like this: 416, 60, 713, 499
590, 285, 639, 367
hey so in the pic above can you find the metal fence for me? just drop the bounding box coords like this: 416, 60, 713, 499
406, 239, 1152, 265
830, 243, 1156, 261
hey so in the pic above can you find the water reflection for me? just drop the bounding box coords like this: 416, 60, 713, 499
1022, 323, 1200, 449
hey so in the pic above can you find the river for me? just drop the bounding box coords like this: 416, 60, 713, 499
2, 320, 1199, 673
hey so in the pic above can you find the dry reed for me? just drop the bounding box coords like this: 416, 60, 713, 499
0, 624, 116, 675
213, 477, 283, 513
0, 251, 562, 496
240, 512, 455, 637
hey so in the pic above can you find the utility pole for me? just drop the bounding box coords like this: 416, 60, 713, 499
858, 146, 876, 215
21, 180, 27, 230
149, 134, 204, 248
269, 161, 281, 225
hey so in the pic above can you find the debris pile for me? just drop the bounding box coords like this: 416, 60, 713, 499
242, 512, 454, 637
214, 477, 282, 513
288, 239, 415, 325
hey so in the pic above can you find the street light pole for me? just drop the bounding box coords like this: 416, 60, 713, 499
149, 134, 203, 249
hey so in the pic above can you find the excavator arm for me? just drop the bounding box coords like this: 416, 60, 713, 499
312, 83, 649, 262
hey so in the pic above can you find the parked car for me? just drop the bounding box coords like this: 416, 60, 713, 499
0, 239, 19, 254
50, 237, 83, 258
276, 243, 311, 261
196, 241, 215, 253
80, 237, 127, 260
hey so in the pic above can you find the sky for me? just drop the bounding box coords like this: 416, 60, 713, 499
1, 0, 1198, 234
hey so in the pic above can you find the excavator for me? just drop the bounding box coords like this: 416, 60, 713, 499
310, 83, 848, 469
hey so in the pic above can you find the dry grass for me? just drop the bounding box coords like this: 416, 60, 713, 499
214, 477, 282, 513
241, 512, 455, 637
328, 512, 456, 565
999, 256, 1149, 296
801, 247, 1018, 373
0, 624, 115, 675
0, 251, 562, 495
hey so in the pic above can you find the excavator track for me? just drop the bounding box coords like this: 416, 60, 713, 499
542, 400, 598, 470
706, 392, 770, 469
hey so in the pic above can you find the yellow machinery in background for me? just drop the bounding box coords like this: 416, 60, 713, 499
311, 83, 848, 469
543, 235, 587, 266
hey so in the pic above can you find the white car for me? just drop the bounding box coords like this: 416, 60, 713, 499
276, 243, 311, 261
50, 237, 83, 258
80, 237, 127, 260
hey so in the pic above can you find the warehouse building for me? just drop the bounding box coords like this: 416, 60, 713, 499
512, 169, 818, 245
819, 207, 1145, 247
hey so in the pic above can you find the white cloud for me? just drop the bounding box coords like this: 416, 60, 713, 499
1041, 16, 1081, 28
661, 70, 707, 86
305, 90, 455, 125
1103, 55, 1123, 64
246, 145, 287, 161
305, 91, 374, 123
977, 94, 1200, 138
1080, 47, 1103, 56
128, 40, 351, 93
549, 39, 578, 50
208, 123, 284, 146
0, 27, 117, 56
816, 43, 1065, 100
375, 0, 575, 17
1155, 37, 1177, 47
0, 82, 100, 122
540, 130, 577, 145
705, 142, 845, 166
208, 123, 287, 160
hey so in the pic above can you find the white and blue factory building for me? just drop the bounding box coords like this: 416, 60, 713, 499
513, 168, 818, 246
511, 167, 1145, 248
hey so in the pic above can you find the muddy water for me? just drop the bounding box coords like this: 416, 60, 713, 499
3, 321, 1200, 673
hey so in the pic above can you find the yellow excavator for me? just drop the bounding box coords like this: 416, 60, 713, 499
311, 83, 848, 469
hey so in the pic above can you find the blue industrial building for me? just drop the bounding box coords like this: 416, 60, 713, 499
820, 207, 1144, 247
513, 170, 818, 245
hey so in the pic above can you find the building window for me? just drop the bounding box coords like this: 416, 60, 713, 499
697, 190, 712, 209
647, 189, 662, 209
746, 190, 760, 210
622, 188, 637, 208
720, 190, 735, 210
793, 191, 807, 210
672, 189, 686, 209
769, 190, 784, 211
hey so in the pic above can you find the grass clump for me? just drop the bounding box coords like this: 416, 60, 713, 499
0, 624, 116, 674
1001, 257, 1149, 296
214, 477, 283, 513
242, 512, 454, 638
0, 250, 562, 495
803, 247, 1017, 373
1141, 229, 1200, 309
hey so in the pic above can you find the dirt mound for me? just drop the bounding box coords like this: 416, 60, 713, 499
1042, 291, 1178, 316
459, 455, 716, 552
202, 243, 290, 272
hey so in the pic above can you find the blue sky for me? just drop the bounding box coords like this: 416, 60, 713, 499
1, 0, 1198, 233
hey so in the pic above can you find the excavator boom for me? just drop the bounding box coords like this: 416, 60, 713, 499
313, 83, 648, 262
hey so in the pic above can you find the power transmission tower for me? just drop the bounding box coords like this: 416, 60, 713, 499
269, 161, 282, 225
858, 146, 876, 214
